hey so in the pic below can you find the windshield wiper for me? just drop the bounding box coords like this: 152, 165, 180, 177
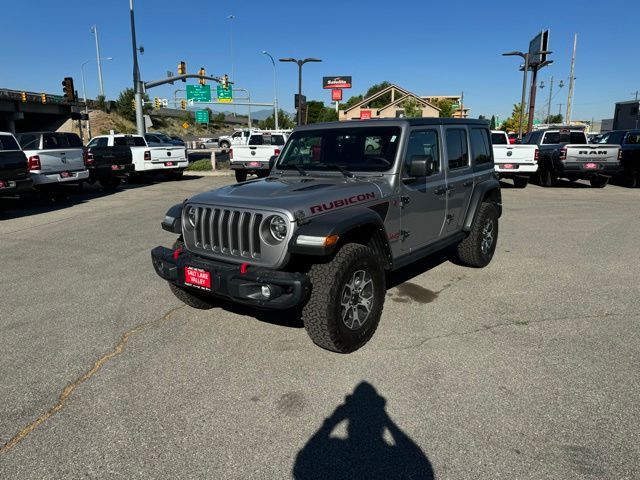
291, 164, 309, 176
318, 163, 354, 178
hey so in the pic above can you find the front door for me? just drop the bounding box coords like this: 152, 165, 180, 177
443, 127, 474, 232
399, 128, 447, 252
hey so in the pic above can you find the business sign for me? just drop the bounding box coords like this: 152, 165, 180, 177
323, 76, 352, 89
528, 30, 550, 66
186, 84, 212, 102
360, 110, 372, 120
195, 110, 209, 124
217, 85, 233, 103
331, 89, 343, 101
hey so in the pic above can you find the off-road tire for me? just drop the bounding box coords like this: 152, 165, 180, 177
235, 170, 247, 182
99, 177, 121, 190
456, 202, 499, 268
538, 166, 555, 187
513, 177, 528, 188
301, 243, 385, 353
589, 175, 608, 188
167, 238, 216, 309
622, 171, 637, 188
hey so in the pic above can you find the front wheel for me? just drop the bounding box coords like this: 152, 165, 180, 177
455, 202, 499, 268
235, 170, 247, 182
302, 244, 385, 353
219, 141, 230, 150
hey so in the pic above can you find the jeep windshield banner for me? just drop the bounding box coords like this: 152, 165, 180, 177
323, 76, 352, 89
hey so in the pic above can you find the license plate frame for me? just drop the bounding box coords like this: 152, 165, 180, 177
184, 266, 212, 290
165, 161, 175, 167
111, 164, 124, 171
59, 171, 72, 178
0, 180, 15, 189
584, 162, 598, 170
502, 163, 515, 170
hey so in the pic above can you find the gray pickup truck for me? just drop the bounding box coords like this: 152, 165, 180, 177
152, 119, 502, 352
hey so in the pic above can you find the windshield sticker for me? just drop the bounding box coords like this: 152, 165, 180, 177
391, 135, 397, 142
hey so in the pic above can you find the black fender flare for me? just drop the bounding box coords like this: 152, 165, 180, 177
289, 205, 392, 265
161, 203, 184, 233
463, 179, 502, 231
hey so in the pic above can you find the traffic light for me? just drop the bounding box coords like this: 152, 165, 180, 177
21, 92, 27, 102
222, 74, 229, 89
62, 77, 76, 102
41, 93, 47, 104
198, 68, 206, 85
178, 61, 186, 82
154, 97, 161, 109
180, 100, 187, 110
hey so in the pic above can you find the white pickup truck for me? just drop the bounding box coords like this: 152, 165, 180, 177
230, 132, 288, 182
491, 130, 538, 188
89, 133, 188, 178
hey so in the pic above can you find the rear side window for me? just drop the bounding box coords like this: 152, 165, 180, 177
471, 128, 492, 165
446, 129, 469, 170
0, 134, 19, 150
626, 133, 640, 144
248, 135, 264, 145
114, 136, 147, 147
271, 135, 285, 145
17, 134, 38, 150
88, 137, 108, 148
491, 133, 508, 145
64, 133, 83, 147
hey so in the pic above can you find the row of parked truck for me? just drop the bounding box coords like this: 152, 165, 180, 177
0, 131, 188, 202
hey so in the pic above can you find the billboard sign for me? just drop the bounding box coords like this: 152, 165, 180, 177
528, 30, 550, 66
323, 76, 352, 89
186, 84, 212, 102
331, 89, 343, 101
360, 110, 372, 120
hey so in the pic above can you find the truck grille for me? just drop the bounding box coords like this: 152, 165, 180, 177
193, 206, 262, 259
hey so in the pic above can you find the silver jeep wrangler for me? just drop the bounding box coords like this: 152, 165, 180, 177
152, 119, 501, 353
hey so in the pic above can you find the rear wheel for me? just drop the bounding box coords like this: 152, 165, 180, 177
99, 177, 121, 190
538, 166, 555, 187
589, 175, 608, 188
622, 170, 637, 188
235, 170, 247, 182
302, 244, 385, 353
219, 141, 230, 150
512, 177, 528, 188
456, 202, 499, 268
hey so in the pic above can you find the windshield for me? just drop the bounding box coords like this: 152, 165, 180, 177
277, 127, 401, 173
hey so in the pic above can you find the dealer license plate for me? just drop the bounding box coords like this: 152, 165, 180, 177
111, 164, 123, 171
0, 180, 15, 189
585, 163, 598, 170
502, 163, 514, 169
184, 266, 211, 290
248, 161, 261, 167
60, 171, 72, 178
165, 161, 175, 167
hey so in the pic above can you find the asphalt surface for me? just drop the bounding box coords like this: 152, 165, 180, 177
0, 176, 638, 479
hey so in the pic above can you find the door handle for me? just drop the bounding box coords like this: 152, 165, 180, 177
463, 180, 473, 187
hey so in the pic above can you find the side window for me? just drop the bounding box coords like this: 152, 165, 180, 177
404, 130, 439, 176
471, 128, 492, 165
88, 137, 108, 148
232, 132, 241, 139
445, 129, 469, 170
17, 134, 38, 150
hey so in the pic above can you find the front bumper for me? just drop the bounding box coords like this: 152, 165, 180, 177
555, 161, 621, 176
151, 246, 310, 310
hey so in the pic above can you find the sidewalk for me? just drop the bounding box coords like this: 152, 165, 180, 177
184, 170, 233, 177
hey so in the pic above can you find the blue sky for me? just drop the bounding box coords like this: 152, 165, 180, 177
2, 0, 637, 122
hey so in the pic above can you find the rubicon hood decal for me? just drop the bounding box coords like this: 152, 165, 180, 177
310, 192, 376, 214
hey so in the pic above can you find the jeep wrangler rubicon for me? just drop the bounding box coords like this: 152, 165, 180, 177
151, 119, 501, 353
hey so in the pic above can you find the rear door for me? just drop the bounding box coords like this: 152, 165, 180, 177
399, 128, 447, 252
444, 127, 474, 232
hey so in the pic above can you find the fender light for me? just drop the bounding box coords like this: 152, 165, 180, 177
28, 155, 41, 171
83, 150, 95, 166
295, 234, 339, 247
229, 148, 233, 160
274, 148, 280, 156
144, 150, 151, 161
618, 149, 622, 160
559, 148, 567, 161
534, 149, 539, 162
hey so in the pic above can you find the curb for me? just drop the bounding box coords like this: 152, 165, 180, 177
184, 170, 233, 177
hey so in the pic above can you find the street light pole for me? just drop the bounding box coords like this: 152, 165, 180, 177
502, 51, 529, 139
228, 15, 236, 117
81, 57, 113, 141
262, 51, 279, 130
91, 25, 105, 97
129, 0, 144, 135
279, 57, 322, 126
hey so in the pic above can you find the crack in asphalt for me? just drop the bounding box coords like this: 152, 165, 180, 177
386, 312, 624, 351
0, 305, 184, 456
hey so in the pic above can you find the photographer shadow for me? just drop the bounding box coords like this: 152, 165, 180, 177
293, 382, 434, 479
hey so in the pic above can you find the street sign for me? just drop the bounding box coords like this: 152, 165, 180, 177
186, 84, 212, 103
323, 76, 352, 89
331, 89, 343, 101
195, 110, 209, 124
217, 85, 233, 103
182, 122, 190, 129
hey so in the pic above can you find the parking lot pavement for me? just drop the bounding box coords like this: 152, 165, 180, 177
0, 178, 639, 479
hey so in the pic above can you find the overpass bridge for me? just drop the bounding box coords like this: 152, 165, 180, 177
0, 89, 81, 133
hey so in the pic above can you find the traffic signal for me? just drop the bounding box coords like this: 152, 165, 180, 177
180, 100, 187, 110
62, 77, 76, 102
154, 97, 161, 109
198, 68, 206, 85
41, 93, 47, 104
178, 61, 186, 82
21, 92, 27, 102
222, 74, 229, 89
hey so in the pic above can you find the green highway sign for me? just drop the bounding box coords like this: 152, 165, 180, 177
186, 84, 211, 103
195, 110, 209, 124
217, 85, 233, 103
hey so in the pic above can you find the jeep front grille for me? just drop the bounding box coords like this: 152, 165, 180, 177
193, 206, 263, 259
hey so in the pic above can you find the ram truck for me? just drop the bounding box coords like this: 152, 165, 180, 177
151, 119, 502, 353
84, 136, 134, 190
491, 130, 538, 188
523, 127, 621, 187
230, 132, 288, 182
0, 132, 32, 199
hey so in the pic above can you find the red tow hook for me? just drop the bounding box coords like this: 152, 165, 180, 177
172, 246, 183, 260
240, 262, 249, 275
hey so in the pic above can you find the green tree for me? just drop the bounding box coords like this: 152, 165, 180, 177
258, 109, 295, 130
214, 112, 226, 123
115, 88, 150, 122
305, 101, 339, 124
490, 115, 497, 129
401, 97, 422, 118
431, 98, 455, 118
501, 103, 528, 132
96, 95, 107, 113
545, 113, 563, 124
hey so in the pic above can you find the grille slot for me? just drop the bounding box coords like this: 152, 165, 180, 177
194, 207, 262, 259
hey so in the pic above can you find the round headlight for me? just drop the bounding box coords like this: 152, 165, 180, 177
268, 215, 288, 242
186, 206, 198, 229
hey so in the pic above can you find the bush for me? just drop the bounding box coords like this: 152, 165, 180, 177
186, 159, 213, 171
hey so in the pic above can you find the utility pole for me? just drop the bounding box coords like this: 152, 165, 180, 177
633, 90, 639, 101
558, 103, 563, 116
566, 34, 577, 125
129, 0, 144, 135
460, 91, 464, 118
546, 76, 554, 123
91, 25, 105, 97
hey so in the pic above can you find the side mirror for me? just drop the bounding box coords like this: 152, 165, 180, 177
409, 154, 435, 177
